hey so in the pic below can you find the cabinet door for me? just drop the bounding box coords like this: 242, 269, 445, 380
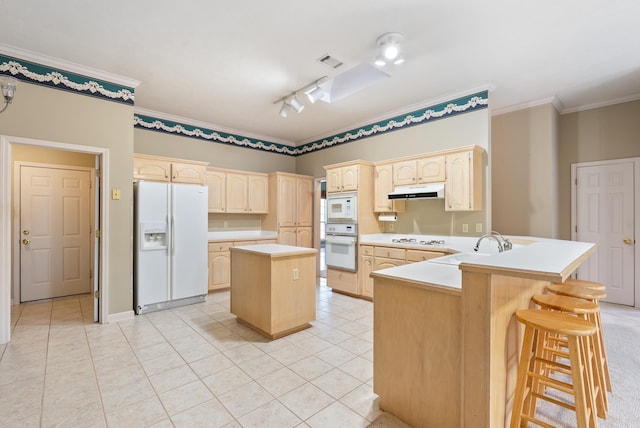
296, 227, 313, 248
360, 255, 374, 298
297, 178, 313, 226
405, 250, 445, 263
445, 151, 472, 211
341, 165, 359, 191
206, 170, 226, 213
226, 173, 248, 213
247, 174, 269, 213
171, 162, 206, 184
133, 157, 171, 182
209, 251, 230, 290
392, 160, 417, 186
374, 164, 394, 212
374, 257, 404, 270
278, 175, 297, 226
278, 227, 297, 246
417, 155, 446, 184
326, 168, 342, 193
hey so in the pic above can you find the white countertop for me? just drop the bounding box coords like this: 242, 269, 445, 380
230, 243, 317, 257
208, 230, 278, 242
367, 233, 596, 291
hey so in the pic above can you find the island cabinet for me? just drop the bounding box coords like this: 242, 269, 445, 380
225, 172, 269, 214
445, 146, 483, 211
373, 163, 405, 213
134, 154, 208, 184
261, 172, 314, 248
208, 238, 277, 291
230, 244, 317, 339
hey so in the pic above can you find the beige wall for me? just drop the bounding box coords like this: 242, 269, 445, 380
2, 82, 134, 315
134, 128, 296, 174
491, 104, 560, 238
295, 109, 491, 236
558, 99, 640, 239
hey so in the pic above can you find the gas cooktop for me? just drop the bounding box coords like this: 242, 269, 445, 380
391, 238, 446, 246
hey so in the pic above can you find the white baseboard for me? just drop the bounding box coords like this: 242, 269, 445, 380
107, 310, 135, 323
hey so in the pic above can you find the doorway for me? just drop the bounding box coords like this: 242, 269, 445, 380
0, 136, 110, 345
571, 157, 639, 307
314, 178, 327, 278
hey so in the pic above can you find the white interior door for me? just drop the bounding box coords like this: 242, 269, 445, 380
20, 165, 92, 302
575, 161, 635, 305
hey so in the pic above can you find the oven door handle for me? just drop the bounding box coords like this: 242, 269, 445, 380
326, 235, 357, 245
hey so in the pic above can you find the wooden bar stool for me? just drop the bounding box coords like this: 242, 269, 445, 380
554, 278, 606, 291
532, 294, 608, 418
546, 283, 612, 393
510, 309, 598, 428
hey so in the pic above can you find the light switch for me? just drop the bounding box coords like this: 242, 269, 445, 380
112, 189, 121, 200
462, 224, 469, 233
476, 223, 483, 233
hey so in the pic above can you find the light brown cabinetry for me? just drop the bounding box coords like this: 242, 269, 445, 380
225, 172, 269, 214
360, 255, 375, 298
326, 268, 359, 295
374, 163, 405, 213
392, 155, 446, 186
406, 249, 446, 262
445, 147, 483, 211
205, 168, 226, 213
207, 238, 277, 291
326, 164, 359, 193
262, 172, 314, 248
134, 154, 208, 184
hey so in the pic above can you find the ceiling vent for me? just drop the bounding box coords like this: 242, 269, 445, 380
317, 54, 343, 70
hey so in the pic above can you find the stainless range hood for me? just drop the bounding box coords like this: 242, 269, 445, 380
388, 183, 445, 200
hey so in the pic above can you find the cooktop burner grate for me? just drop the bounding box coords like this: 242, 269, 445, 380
390, 238, 445, 246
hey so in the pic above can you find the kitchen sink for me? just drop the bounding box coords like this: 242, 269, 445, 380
428, 252, 491, 266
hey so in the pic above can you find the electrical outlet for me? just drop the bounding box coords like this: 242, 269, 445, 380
111, 189, 121, 200
476, 223, 483, 233
462, 224, 468, 233
292, 268, 299, 280
223, 221, 228, 228
388, 223, 394, 232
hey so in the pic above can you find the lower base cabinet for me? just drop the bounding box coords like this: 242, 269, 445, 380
327, 268, 359, 295
208, 239, 277, 291
360, 255, 375, 298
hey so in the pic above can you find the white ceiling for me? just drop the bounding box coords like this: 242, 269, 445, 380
1, 1, 639, 146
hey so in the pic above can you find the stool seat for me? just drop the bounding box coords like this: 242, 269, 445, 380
516, 309, 597, 336
546, 283, 607, 301
556, 278, 606, 290
532, 294, 599, 314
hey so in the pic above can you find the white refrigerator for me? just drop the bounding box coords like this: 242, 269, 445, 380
134, 181, 208, 314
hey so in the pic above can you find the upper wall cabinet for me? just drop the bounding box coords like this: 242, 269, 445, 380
326, 164, 359, 193
134, 154, 208, 185
226, 172, 269, 214
374, 163, 405, 213
444, 147, 483, 211
205, 168, 226, 213
392, 155, 446, 187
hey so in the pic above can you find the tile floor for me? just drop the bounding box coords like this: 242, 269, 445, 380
0, 280, 411, 428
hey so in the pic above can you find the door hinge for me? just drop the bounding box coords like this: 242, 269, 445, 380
95, 230, 101, 238
94, 290, 100, 299
96, 169, 101, 177
89, 269, 93, 280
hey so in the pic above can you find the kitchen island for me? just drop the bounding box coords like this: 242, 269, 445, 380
370, 237, 595, 428
230, 244, 317, 339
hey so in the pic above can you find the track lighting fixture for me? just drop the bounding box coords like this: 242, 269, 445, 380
374, 32, 405, 67
0, 76, 17, 114
274, 76, 327, 118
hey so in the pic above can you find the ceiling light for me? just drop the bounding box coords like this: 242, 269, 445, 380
273, 76, 328, 117
306, 85, 324, 103
289, 96, 304, 113
374, 32, 405, 67
279, 101, 291, 118
0, 75, 18, 114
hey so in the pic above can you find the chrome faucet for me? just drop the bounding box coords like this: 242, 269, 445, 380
473, 231, 513, 252
474, 234, 504, 252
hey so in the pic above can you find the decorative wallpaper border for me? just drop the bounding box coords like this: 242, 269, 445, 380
0, 54, 135, 104
135, 91, 488, 157
134, 114, 297, 156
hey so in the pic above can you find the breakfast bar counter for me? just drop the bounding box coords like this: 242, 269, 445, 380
230, 244, 317, 339
370, 237, 596, 428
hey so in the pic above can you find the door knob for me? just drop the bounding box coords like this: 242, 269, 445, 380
623, 238, 634, 245
22, 238, 31, 245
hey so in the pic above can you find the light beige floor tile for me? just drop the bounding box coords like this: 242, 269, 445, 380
105, 395, 167, 427
132, 340, 174, 362
0, 350, 46, 386
236, 353, 284, 379
305, 401, 369, 428
340, 383, 382, 422
100, 376, 156, 413
256, 367, 306, 397
312, 327, 353, 345
201, 365, 252, 396
189, 352, 235, 378
42, 387, 104, 428
159, 379, 213, 416
289, 336, 333, 354
92, 348, 140, 374
170, 398, 234, 428
269, 344, 311, 366
314, 345, 356, 367
366, 412, 413, 427
217, 381, 273, 419
237, 399, 302, 427
278, 382, 335, 421
337, 321, 371, 337
336, 336, 373, 355
338, 356, 373, 383
0, 378, 43, 426
147, 418, 175, 428
288, 355, 334, 381
149, 364, 198, 394
140, 350, 186, 376
171, 335, 220, 363
311, 368, 362, 399
42, 401, 107, 428
222, 343, 265, 364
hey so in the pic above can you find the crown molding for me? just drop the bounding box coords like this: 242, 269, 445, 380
134, 107, 295, 148
0, 44, 140, 89
490, 96, 563, 116
560, 92, 640, 114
